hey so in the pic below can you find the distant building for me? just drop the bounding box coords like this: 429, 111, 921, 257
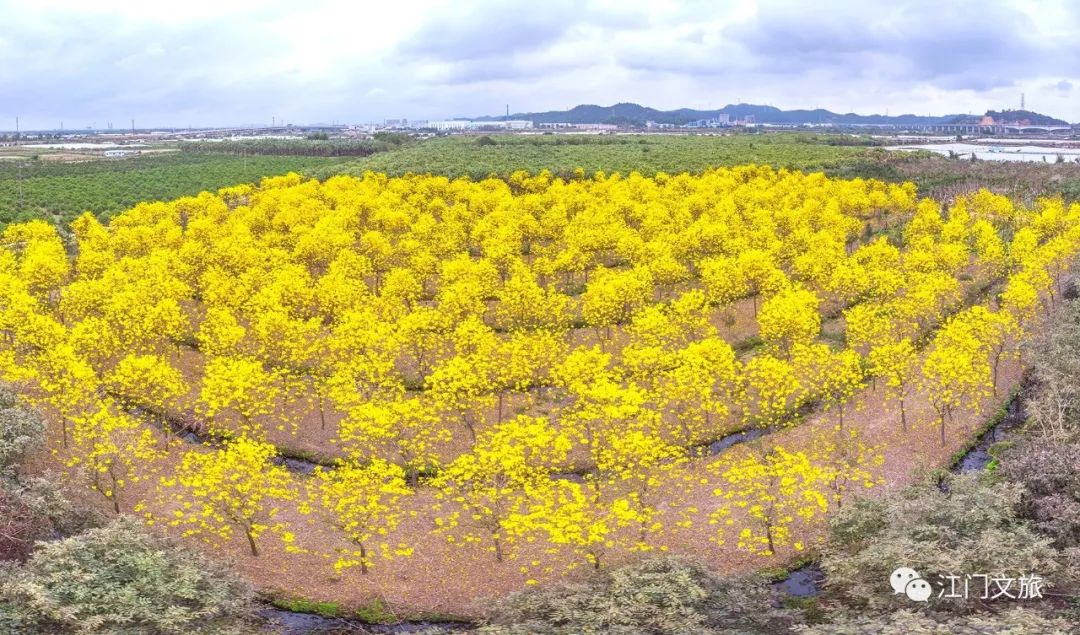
429, 120, 534, 131
684, 114, 731, 128
430, 120, 470, 131
538, 123, 618, 131
103, 149, 140, 157
471, 120, 534, 130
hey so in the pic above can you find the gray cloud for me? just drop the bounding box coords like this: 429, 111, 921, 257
3, 0, 1080, 128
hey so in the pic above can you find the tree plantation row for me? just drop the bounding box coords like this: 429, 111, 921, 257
0, 166, 1073, 592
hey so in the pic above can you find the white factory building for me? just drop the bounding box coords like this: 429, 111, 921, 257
429, 120, 534, 131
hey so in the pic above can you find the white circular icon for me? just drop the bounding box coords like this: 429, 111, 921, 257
890, 567, 920, 594
905, 577, 932, 602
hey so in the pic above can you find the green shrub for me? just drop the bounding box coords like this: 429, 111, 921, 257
0, 517, 254, 634
821, 472, 1061, 611
794, 607, 1076, 634
0, 387, 45, 473
998, 437, 1080, 548
478, 555, 792, 634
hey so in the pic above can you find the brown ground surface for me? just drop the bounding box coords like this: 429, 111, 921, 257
20, 209, 1017, 619
29, 338, 1023, 620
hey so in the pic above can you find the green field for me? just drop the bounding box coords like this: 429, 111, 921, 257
329, 133, 883, 180
12, 133, 1080, 230
0, 153, 354, 225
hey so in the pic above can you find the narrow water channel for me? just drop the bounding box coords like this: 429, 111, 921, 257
242, 390, 1029, 632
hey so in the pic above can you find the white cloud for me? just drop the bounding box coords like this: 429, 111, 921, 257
2, 0, 1080, 129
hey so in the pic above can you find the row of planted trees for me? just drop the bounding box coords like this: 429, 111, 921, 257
0, 168, 1075, 583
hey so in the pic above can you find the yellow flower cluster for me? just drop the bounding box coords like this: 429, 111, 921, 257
0, 165, 1074, 577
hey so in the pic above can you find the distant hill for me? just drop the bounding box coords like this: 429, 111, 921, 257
473, 103, 1070, 127
948, 109, 1069, 126
474, 102, 961, 126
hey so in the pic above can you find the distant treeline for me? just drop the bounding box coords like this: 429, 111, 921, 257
181, 133, 413, 157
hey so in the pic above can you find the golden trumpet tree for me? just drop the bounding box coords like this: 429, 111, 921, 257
300, 458, 413, 574
709, 445, 829, 556
163, 437, 295, 556
435, 415, 572, 562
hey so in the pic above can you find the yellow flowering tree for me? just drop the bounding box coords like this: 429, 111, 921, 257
105, 353, 188, 445
164, 438, 295, 556
434, 415, 572, 562
709, 445, 829, 556
300, 458, 413, 574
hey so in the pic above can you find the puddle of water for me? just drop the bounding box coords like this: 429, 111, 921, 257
953, 395, 1025, 473
772, 563, 824, 598
708, 426, 773, 455
260, 608, 366, 634
271, 456, 320, 475
259, 607, 469, 635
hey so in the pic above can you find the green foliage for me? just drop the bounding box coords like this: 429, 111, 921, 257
268, 595, 341, 617
998, 437, 1080, 549
354, 596, 397, 624
1025, 298, 1080, 437
0, 475, 100, 563
0, 386, 44, 473
478, 556, 792, 635
821, 472, 1061, 611
794, 607, 1077, 634
0, 517, 254, 634
329, 134, 876, 181
182, 138, 400, 157
0, 153, 352, 225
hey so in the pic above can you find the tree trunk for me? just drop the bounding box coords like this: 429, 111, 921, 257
900, 397, 907, 432
318, 393, 327, 430
464, 416, 477, 446
245, 528, 259, 556
108, 467, 121, 514
992, 354, 1000, 396
359, 542, 369, 575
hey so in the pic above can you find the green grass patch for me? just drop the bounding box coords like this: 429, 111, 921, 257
326, 133, 877, 181
0, 152, 354, 225
267, 594, 342, 617
355, 596, 397, 624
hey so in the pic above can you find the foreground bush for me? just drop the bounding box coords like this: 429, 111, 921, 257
998, 436, 1080, 549
0, 385, 44, 473
0, 517, 254, 634
795, 607, 1077, 634
478, 555, 792, 634
821, 472, 1061, 611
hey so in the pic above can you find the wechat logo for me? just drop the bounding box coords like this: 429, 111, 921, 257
890, 567, 931, 602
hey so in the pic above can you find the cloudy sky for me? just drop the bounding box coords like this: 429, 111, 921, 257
3, 0, 1080, 130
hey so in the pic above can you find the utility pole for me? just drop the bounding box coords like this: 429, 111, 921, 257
131, 119, 135, 135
